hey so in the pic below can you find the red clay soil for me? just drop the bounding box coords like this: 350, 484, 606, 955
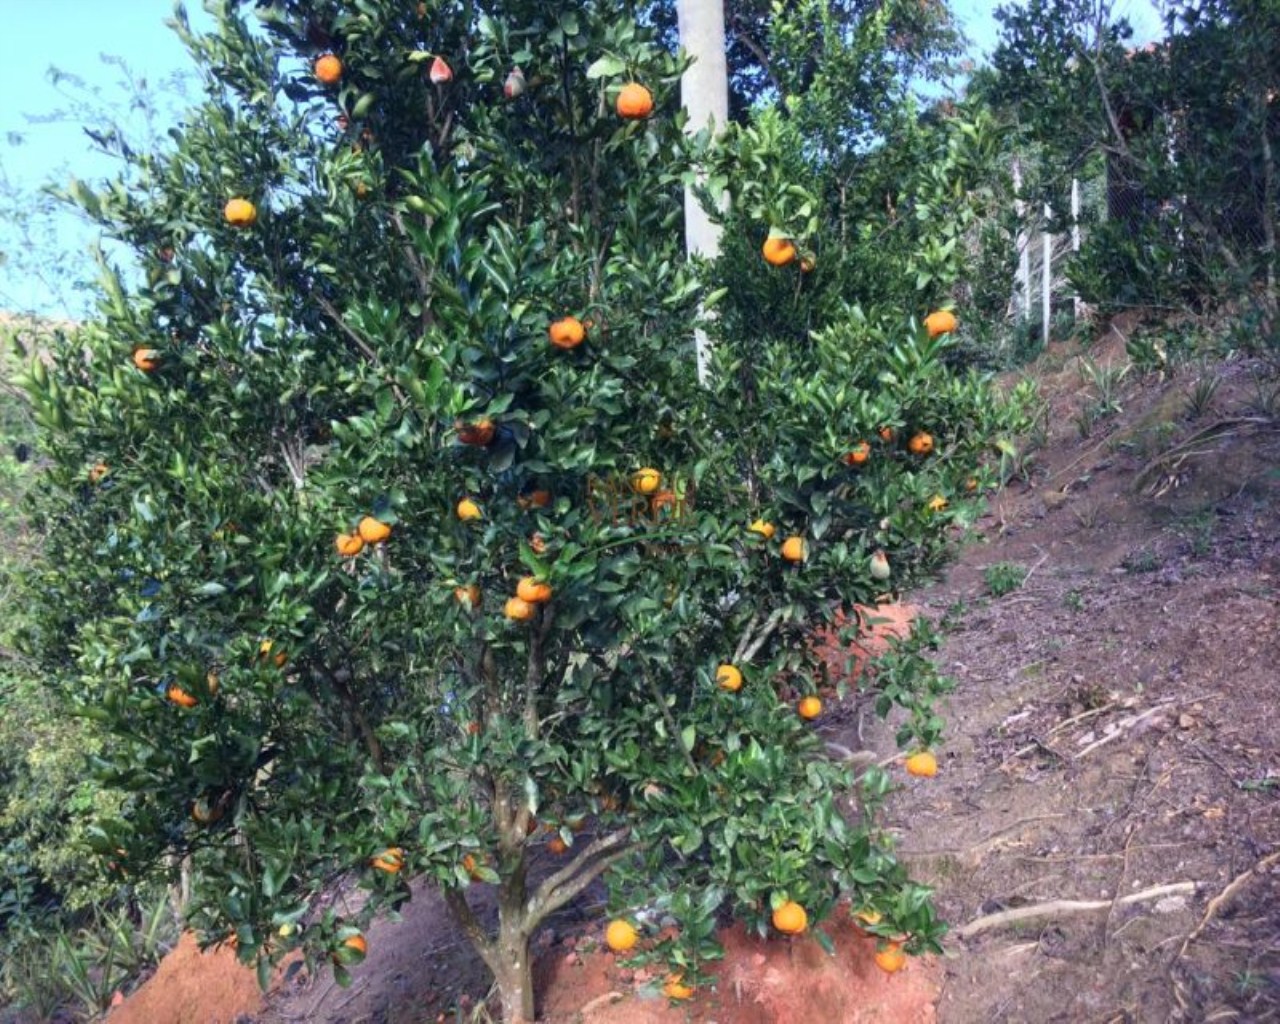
538, 913, 940, 1024
105, 932, 264, 1024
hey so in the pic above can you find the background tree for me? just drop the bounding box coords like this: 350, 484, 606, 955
988, 0, 1279, 331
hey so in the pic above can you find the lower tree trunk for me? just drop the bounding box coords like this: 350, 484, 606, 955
493, 923, 534, 1024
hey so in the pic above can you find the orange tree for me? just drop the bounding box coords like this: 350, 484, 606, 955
18, 1, 1022, 1021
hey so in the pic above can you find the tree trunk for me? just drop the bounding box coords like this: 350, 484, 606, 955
493, 920, 535, 1024
677, 0, 729, 382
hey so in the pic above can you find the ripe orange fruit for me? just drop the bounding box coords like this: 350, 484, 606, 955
456, 497, 482, 521
517, 488, 552, 510
190, 797, 224, 825
907, 432, 934, 456
371, 847, 404, 873
357, 516, 391, 544
314, 53, 343, 85
878, 426, 895, 443
335, 532, 364, 557
516, 576, 552, 604
716, 664, 743, 692
905, 751, 938, 777
662, 975, 694, 1000
797, 696, 822, 720
223, 198, 257, 228
616, 82, 654, 119
462, 853, 482, 879
133, 348, 160, 372
454, 584, 481, 608
780, 536, 807, 563
605, 919, 638, 952
762, 236, 797, 266
924, 309, 957, 338
258, 639, 288, 668
843, 442, 871, 466
547, 835, 568, 855
429, 56, 453, 84
927, 495, 948, 512
548, 316, 586, 349
89, 462, 109, 483
874, 941, 906, 973
343, 933, 368, 957
650, 490, 678, 515
456, 418, 496, 446
167, 684, 199, 708
504, 596, 535, 622
771, 900, 808, 935
630, 467, 661, 494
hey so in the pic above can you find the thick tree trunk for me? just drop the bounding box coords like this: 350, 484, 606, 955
493, 920, 535, 1024
677, 0, 728, 382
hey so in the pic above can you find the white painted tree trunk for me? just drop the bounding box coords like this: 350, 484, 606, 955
677, 0, 728, 383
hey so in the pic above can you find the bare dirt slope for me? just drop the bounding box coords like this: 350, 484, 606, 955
859, 328, 1280, 1022
104, 328, 1280, 1023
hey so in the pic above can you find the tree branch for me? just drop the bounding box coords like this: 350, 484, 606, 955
528, 827, 634, 924
388, 208, 436, 335
442, 886, 499, 974
735, 607, 786, 663
309, 290, 406, 403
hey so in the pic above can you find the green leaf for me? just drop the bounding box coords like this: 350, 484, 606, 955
586, 56, 626, 80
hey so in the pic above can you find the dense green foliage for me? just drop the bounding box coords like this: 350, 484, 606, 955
990, 0, 1279, 332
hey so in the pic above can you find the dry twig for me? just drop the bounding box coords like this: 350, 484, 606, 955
958, 881, 1197, 940
1177, 849, 1280, 957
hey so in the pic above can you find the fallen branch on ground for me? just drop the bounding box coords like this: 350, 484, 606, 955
957, 881, 1197, 940
1178, 849, 1280, 958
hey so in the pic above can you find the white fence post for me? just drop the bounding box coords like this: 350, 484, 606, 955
1042, 203, 1053, 348
1013, 158, 1030, 321
1071, 177, 1081, 320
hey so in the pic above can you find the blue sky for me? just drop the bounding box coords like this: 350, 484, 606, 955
0, 1, 1164, 319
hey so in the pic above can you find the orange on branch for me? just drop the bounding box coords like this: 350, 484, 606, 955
771, 900, 808, 935
335, 532, 364, 557
615, 82, 654, 119
516, 576, 552, 604
797, 696, 822, 720
314, 53, 343, 85
548, 316, 586, 350
843, 442, 871, 466
504, 596, 535, 622
762, 236, 797, 267
924, 310, 957, 338
223, 198, 257, 228
605, 919, 638, 952
357, 516, 391, 544
630, 467, 661, 494
133, 348, 160, 372
748, 518, 776, 540
716, 664, 743, 692
907, 432, 934, 456
780, 536, 807, 563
